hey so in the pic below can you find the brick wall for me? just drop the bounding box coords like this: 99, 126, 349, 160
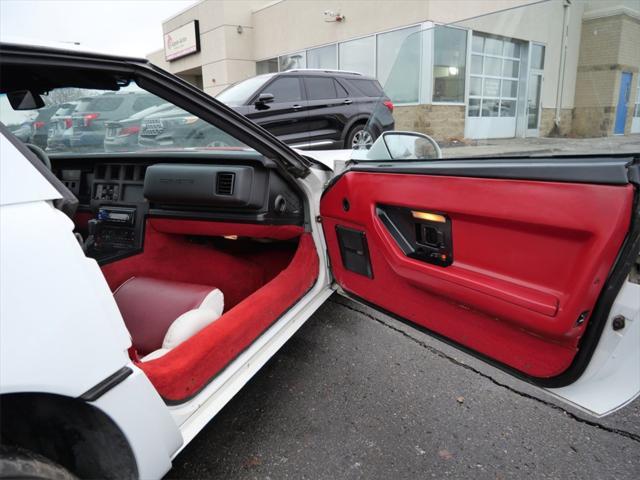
540, 108, 573, 137
393, 105, 466, 142
572, 14, 640, 136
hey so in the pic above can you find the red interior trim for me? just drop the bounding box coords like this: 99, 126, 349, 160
101, 220, 299, 310
138, 233, 318, 402
149, 218, 304, 240
321, 172, 633, 378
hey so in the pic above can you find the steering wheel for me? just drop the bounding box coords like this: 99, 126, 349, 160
25, 143, 52, 170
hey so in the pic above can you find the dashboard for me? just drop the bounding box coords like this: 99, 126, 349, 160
52, 154, 305, 264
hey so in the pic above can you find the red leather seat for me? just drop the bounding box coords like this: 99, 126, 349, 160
114, 276, 224, 360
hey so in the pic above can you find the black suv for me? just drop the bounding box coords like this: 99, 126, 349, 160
70, 92, 164, 151
139, 70, 395, 150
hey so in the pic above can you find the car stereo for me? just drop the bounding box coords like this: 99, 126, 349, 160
97, 206, 136, 226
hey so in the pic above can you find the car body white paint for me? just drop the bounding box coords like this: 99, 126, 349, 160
0, 123, 638, 478
165, 166, 334, 448
549, 279, 640, 417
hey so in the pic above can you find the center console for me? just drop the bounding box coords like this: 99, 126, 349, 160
85, 163, 149, 264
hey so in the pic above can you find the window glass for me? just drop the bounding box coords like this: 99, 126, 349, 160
279, 51, 306, 71
482, 98, 499, 117
256, 58, 278, 75
470, 77, 482, 96
132, 96, 161, 112
484, 57, 502, 77
468, 98, 481, 117
503, 59, 519, 78
0, 84, 252, 154
54, 103, 77, 116
483, 78, 500, 97
339, 36, 375, 77
468, 33, 522, 119
74, 98, 93, 113
217, 75, 273, 106
500, 99, 516, 117
305, 77, 337, 100
347, 78, 383, 97
85, 97, 123, 112
334, 80, 349, 97
502, 80, 518, 98
377, 26, 420, 104
433, 26, 467, 103
485, 37, 502, 55
307, 44, 337, 69
261, 77, 302, 102
472, 35, 484, 53
471, 55, 483, 75
531, 44, 545, 69
503, 40, 520, 58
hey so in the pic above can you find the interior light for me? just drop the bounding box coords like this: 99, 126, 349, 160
448, 66, 459, 76
411, 211, 446, 223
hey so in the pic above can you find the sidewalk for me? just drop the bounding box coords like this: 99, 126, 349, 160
440, 134, 640, 158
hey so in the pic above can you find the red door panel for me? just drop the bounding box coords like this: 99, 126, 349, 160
320, 172, 633, 378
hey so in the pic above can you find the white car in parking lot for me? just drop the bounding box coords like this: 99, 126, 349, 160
1, 33, 639, 480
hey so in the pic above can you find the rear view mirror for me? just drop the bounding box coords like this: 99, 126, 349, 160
254, 93, 274, 110
7, 90, 45, 110
365, 131, 442, 161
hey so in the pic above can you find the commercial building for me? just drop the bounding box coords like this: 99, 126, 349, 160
148, 0, 640, 141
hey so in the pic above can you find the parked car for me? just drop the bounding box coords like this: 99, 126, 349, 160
138, 105, 245, 149
6, 120, 32, 143
1, 36, 639, 480
139, 70, 394, 151
29, 105, 58, 149
70, 92, 165, 151
46, 101, 79, 152
104, 102, 172, 152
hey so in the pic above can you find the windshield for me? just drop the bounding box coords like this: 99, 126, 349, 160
356, 0, 640, 160
0, 83, 252, 154
216, 74, 274, 106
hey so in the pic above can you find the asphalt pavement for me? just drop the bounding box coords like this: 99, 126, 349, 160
168, 294, 640, 480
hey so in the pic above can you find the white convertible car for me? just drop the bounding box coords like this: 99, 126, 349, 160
0, 38, 638, 479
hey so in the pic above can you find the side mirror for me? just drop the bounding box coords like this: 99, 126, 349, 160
364, 131, 442, 161
254, 93, 274, 110
7, 90, 45, 110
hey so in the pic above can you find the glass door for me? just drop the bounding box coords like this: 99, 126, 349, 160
526, 43, 545, 137
526, 72, 543, 136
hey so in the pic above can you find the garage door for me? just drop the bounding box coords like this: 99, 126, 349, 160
466, 33, 522, 139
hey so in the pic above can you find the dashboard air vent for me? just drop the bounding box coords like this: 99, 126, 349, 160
216, 172, 235, 195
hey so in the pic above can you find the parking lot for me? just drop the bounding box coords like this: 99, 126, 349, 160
169, 296, 640, 479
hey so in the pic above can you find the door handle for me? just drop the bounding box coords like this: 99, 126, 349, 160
343, 99, 353, 105
292, 104, 302, 110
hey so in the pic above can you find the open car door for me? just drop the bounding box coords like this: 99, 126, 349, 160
320, 154, 640, 416
320, 0, 640, 417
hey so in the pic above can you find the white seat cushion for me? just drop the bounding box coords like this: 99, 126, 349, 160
141, 288, 224, 362
113, 276, 224, 362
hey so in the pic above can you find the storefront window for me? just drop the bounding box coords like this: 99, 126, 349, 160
433, 26, 467, 103
339, 36, 375, 77
376, 26, 421, 104
307, 44, 337, 70
256, 58, 278, 75
278, 51, 306, 71
531, 44, 545, 70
